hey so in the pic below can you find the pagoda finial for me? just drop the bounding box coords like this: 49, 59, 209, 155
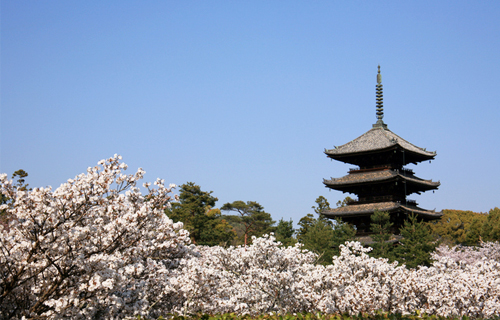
373, 65, 387, 129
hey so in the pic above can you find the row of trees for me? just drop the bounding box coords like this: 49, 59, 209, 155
163, 182, 352, 263
163, 182, 500, 269
164, 182, 277, 247
430, 208, 500, 245
3, 171, 499, 268
295, 198, 440, 268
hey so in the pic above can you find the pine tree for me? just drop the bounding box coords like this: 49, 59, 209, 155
165, 182, 235, 246
296, 213, 316, 243
275, 218, 296, 247
393, 214, 437, 268
297, 196, 356, 264
221, 200, 275, 246
369, 210, 393, 259
311, 196, 333, 225
331, 218, 356, 255
299, 218, 336, 265
1, 170, 31, 230
481, 207, 500, 242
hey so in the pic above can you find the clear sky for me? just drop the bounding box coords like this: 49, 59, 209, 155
2, 1, 499, 225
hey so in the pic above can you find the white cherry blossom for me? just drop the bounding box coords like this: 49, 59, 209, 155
2, 157, 499, 319
0, 156, 193, 319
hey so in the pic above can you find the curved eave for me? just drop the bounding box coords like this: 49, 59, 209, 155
322, 202, 442, 220
323, 171, 440, 191
400, 204, 443, 219
324, 127, 437, 163
325, 145, 436, 164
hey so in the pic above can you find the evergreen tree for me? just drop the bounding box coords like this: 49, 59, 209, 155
221, 200, 275, 246
1, 170, 30, 230
465, 217, 485, 245
331, 218, 356, 255
312, 195, 337, 229
298, 196, 356, 264
482, 207, 500, 242
336, 196, 355, 208
275, 218, 296, 247
312, 196, 331, 215
393, 214, 438, 268
296, 213, 316, 243
12, 170, 29, 191
165, 182, 235, 246
299, 218, 336, 265
369, 210, 394, 259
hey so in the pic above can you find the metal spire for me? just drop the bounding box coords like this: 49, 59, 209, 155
373, 65, 387, 129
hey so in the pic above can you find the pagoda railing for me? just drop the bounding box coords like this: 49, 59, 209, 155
403, 199, 418, 206
348, 166, 416, 175
350, 195, 400, 205
349, 196, 418, 206
349, 165, 392, 173
397, 168, 415, 176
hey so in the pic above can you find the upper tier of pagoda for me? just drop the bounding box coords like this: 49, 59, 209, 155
324, 127, 437, 167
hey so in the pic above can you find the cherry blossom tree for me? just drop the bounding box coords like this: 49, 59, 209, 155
171, 237, 500, 318
0, 155, 193, 319
432, 241, 500, 265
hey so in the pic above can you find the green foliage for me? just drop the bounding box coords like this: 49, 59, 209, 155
482, 207, 500, 242
1, 169, 30, 206
165, 182, 235, 246
299, 218, 336, 265
221, 200, 275, 246
331, 218, 356, 255
431, 209, 487, 245
275, 218, 297, 247
1, 169, 31, 229
430, 208, 500, 246
369, 210, 394, 259
298, 197, 356, 264
335, 196, 355, 208
312, 196, 331, 216
297, 213, 316, 243
12, 169, 29, 191
393, 214, 438, 268
311, 195, 334, 226
465, 217, 484, 245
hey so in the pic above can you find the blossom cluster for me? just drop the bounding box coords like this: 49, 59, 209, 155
173, 238, 500, 318
432, 241, 500, 265
0, 155, 193, 319
1, 157, 499, 319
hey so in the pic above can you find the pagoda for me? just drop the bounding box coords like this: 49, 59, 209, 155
322, 66, 441, 235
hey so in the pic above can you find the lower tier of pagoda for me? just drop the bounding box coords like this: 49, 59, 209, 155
323, 201, 441, 219
322, 201, 442, 235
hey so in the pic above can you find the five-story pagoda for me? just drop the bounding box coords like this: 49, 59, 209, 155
322, 66, 441, 235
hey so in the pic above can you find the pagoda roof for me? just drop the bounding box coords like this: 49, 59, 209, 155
325, 126, 436, 159
322, 201, 442, 220
323, 170, 440, 189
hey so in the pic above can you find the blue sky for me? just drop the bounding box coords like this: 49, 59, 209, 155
2, 1, 499, 225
